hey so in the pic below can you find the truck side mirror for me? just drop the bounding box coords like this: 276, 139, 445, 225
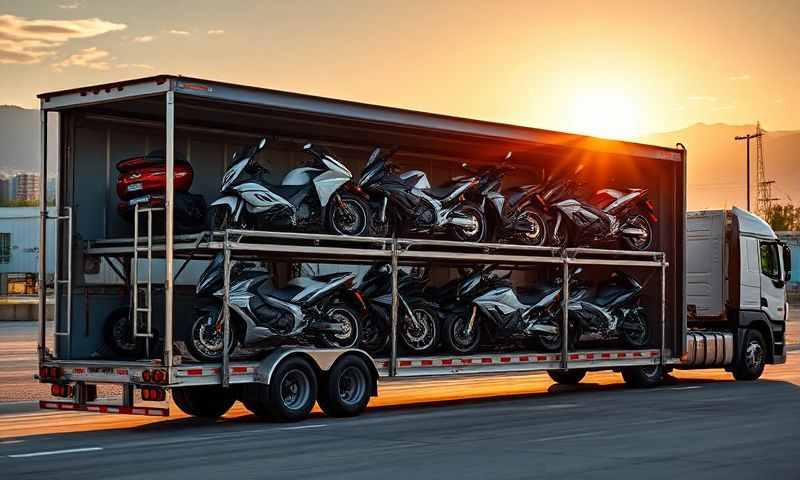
783, 244, 792, 282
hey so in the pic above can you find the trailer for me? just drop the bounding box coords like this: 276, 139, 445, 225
32, 75, 782, 422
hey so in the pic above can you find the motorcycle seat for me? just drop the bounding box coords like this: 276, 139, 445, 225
423, 182, 468, 200
518, 285, 560, 306
594, 285, 626, 306
269, 285, 304, 302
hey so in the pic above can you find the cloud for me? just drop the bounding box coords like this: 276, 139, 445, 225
58, 2, 84, 8
0, 14, 126, 64
728, 74, 751, 81
712, 104, 736, 111
132, 35, 154, 43
115, 63, 154, 70
51, 46, 111, 71
207, 29, 225, 35
687, 95, 717, 102
169, 29, 190, 35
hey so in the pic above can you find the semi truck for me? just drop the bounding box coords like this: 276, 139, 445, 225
33, 75, 789, 421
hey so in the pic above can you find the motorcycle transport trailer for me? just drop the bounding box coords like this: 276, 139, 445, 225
32, 74, 772, 422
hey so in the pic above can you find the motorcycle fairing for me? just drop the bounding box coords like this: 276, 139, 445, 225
209, 195, 244, 221
313, 169, 352, 207
234, 182, 295, 214
282, 166, 323, 186
288, 272, 356, 306
221, 156, 250, 192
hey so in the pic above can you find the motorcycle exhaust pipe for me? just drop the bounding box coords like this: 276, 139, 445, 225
621, 227, 647, 237
447, 217, 479, 229
527, 323, 559, 335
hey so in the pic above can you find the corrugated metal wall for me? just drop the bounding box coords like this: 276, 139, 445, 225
0, 207, 55, 274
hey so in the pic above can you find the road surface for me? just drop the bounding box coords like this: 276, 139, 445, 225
1, 351, 799, 479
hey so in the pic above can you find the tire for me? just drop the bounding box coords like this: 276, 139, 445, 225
732, 329, 766, 381
209, 204, 231, 231
621, 364, 664, 388
317, 355, 372, 418
621, 212, 655, 251
359, 314, 390, 355
104, 306, 144, 358
551, 219, 569, 248
449, 202, 487, 243
400, 302, 440, 354
548, 369, 587, 385
531, 318, 574, 353
517, 209, 548, 246
172, 385, 236, 418
318, 303, 361, 348
442, 311, 481, 355
620, 307, 650, 348
326, 192, 371, 237
265, 357, 318, 422
184, 308, 240, 363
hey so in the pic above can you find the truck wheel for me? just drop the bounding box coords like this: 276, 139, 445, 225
733, 329, 766, 381
172, 385, 236, 418
621, 364, 663, 388
547, 369, 587, 385
265, 357, 318, 422
317, 355, 372, 418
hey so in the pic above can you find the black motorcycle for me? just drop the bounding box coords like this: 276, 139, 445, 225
568, 270, 650, 348
209, 138, 371, 237
440, 266, 573, 354
358, 147, 488, 242
183, 253, 362, 362
352, 264, 440, 355
540, 165, 658, 250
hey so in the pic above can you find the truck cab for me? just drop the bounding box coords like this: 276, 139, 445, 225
687, 207, 791, 378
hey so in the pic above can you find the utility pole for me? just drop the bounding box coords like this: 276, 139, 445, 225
734, 127, 763, 211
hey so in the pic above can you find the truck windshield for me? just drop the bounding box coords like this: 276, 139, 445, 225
759, 242, 781, 279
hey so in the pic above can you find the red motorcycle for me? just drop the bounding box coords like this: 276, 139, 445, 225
116, 150, 206, 233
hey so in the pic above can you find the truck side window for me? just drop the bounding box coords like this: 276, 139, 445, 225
759, 242, 780, 279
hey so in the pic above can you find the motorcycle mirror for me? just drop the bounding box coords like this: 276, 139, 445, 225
574, 164, 585, 175
368, 147, 381, 164
462, 162, 470, 169
573, 267, 583, 276
303, 143, 312, 150
257, 138, 267, 151
504, 151, 512, 161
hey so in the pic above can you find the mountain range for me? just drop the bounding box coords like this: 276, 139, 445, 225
1, 105, 797, 210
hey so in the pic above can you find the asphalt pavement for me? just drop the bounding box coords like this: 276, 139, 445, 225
1, 353, 799, 479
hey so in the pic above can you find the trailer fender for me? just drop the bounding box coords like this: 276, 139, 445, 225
254, 348, 379, 396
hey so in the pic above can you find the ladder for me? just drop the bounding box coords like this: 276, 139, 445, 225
131, 202, 161, 357
53, 207, 73, 343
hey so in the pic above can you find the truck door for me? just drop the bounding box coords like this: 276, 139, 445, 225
739, 236, 761, 310
758, 240, 785, 321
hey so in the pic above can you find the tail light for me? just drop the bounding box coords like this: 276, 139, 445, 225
644, 199, 655, 212
51, 384, 73, 398
40, 366, 63, 381
352, 290, 367, 312
642, 199, 658, 223
140, 387, 166, 402
142, 370, 152, 382
141, 369, 168, 384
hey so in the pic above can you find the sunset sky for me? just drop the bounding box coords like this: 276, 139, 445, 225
0, 0, 797, 139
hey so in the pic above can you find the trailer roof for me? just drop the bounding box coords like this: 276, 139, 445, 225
38, 74, 684, 162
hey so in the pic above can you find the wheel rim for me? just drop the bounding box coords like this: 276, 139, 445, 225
622, 311, 648, 347
360, 317, 387, 352
745, 340, 764, 371
280, 368, 312, 411
193, 312, 232, 360
456, 207, 483, 241
452, 316, 478, 350
627, 215, 653, 250
402, 308, 436, 351
338, 366, 367, 406
326, 307, 358, 347
521, 211, 546, 245
537, 321, 561, 351
640, 364, 661, 378
332, 198, 367, 236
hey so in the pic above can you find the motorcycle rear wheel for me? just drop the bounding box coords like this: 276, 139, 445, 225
319, 303, 362, 348
621, 309, 650, 348
516, 209, 548, 246
449, 202, 487, 243
622, 213, 655, 251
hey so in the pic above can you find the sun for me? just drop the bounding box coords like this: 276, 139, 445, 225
566, 88, 639, 140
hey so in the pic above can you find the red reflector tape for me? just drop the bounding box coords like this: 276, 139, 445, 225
500, 357, 511, 363
185, 368, 203, 376
39, 400, 169, 416
569, 354, 579, 360
399, 360, 412, 367
421, 360, 433, 366
519, 356, 529, 362
481, 358, 492, 364
441, 359, 453, 366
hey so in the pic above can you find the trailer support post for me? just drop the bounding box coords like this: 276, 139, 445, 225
389, 237, 399, 377
222, 231, 231, 387
560, 254, 569, 370
660, 257, 667, 366
38, 108, 48, 363
164, 90, 175, 375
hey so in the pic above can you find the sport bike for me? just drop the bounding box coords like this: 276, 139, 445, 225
352, 264, 440, 355
568, 270, 650, 348
184, 253, 361, 362
358, 147, 488, 242
209, 138, 371, 236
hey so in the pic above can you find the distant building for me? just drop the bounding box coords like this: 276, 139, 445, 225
777, 232, 800, 293
15, 173, 39, 201
47, 177, 56, 204
0, 175, 12, 203
0, 206, 56, 275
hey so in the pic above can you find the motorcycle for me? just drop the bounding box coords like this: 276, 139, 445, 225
351, 264, 440, 354
568, 270, 650, 348
542, 165, 659, 250
358, 147, 488, 242
440, 265, 573, 354
209, 138, 371, 237
183, 253, 362, 362
474, 152, 549, 245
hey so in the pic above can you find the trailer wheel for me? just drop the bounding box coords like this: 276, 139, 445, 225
621, 364, 664, 388
732, 329, 766, 381
547, 369, 587, 385
263, 357, 318, 422
317, 355, 372, 418
172, 385, 236, 418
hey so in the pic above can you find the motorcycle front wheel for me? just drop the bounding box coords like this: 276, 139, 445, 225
620, 308, 650, 348
209, 204, 232, 231
319, 303, 362, 348
185, 309, 240, 362
401, 303, 440, 354
327, 193, 371, 237
442, 311, 481, 355
621, 213, 655, 251
359, 314, 389, 354
449, 202, 487, 243
551, 219, 570, 248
